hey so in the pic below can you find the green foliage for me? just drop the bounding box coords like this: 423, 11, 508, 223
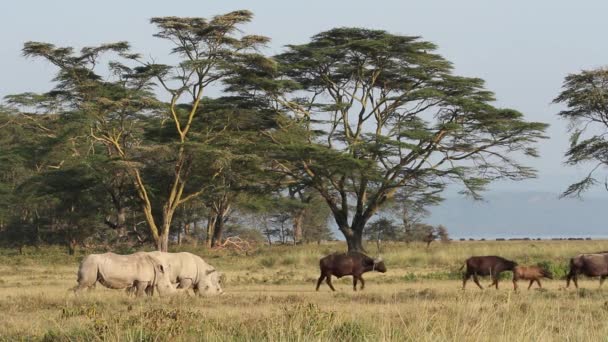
554, 68, 608, 197
235, 25, 548, 251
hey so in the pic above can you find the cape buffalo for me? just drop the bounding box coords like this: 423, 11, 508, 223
512, 265, 553, 290
461, 256, 517, 289
74, 252, 176, 297
566, 253, 608, 288
316, 252, 386, 291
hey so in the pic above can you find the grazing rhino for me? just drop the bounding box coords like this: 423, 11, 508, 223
316, 252, 386, 291
146, 251, 224, 296
566, 253, 608, 288
74, 252, 176, 297
461, 256, 517, 289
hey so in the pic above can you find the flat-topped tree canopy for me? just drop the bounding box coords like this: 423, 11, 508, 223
231, 27, 548, 251
554, 68, 608, 197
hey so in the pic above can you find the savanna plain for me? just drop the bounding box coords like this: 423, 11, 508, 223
1, 240, 608, 341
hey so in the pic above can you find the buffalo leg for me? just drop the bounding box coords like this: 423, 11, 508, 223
573, 275, 579, 289
528, 280, 534, 290
536, 279, 542, 288
462, 273, 471, 289
359, 276, 365, 290
473, 274, 483, 289
325, 276, 336, 291
353, 276, 357, 291
316, 275, 325, 291
513, 279, 518, 291
600, 276, 607, 288
490, 276, 499, 289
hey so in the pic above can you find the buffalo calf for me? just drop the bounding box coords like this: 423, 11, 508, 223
316, 252, 386, 291
512, 265, 553, 290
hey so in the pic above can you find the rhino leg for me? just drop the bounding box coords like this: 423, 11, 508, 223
125, 286, 136, 296
74, 283, 92, 294
178, 279, 194, 291
134, 281, 149, 297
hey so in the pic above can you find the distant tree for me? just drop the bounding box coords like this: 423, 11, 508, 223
223, 224, 266, 243
392, 180, 443, 234
553, 68, 608, 197
436, 224, 450, 243
301, 193, 334, 244
365, 217, 400, 250
235, 27, 548, 252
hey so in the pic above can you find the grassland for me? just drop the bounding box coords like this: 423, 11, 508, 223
2, 240, 608, 341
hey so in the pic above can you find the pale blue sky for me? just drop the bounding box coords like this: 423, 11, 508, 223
2, 0, 608, 196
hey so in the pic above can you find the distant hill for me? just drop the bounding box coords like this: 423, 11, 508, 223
425, 192, 608, 239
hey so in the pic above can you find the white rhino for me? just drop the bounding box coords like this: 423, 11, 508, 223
74, 252, 176, 297
147, 251, 224, 296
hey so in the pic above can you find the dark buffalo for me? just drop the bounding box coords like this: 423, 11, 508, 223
316, 252, 386, 291
566, 253, 608, 288
461, 256, 517, 289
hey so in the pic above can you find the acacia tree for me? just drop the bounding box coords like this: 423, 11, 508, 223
235, 28, 548, 251
553, 68, 608, 197
21, 11, 269, 251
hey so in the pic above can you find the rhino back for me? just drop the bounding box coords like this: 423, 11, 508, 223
96, 253, 155, 288
149, 252, 200, 284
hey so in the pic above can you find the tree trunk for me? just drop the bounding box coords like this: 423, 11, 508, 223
210, 198, 231, 248
117, 207, 127, 237
292, 208, 304, 245
68, 238, 77, 255
205, 214, 216, 248
342, 220, 366, 252
157, 232, 169, 252
211, 213, 224, 247
345, 230, 365, 252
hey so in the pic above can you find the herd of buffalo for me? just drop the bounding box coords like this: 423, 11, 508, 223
73, 250, 608, 296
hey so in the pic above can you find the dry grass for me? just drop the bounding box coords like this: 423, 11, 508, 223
1, 240, 608, 341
